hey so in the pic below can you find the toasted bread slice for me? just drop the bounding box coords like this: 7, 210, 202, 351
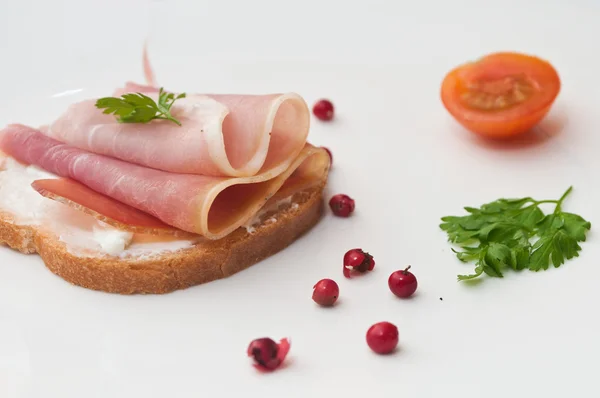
0, 157, 326, 294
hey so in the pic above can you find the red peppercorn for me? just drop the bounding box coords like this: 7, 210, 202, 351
247, 337, 291, 372
312, 279, 339, 306
313, 99, 334, 121
388, 266, 418, 298
343, 248, 375, 278
329, 194, 355, 217
322, 147, 333, 166
366, 322, 399, 355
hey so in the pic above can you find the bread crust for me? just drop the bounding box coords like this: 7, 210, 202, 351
0, 187, 324, 294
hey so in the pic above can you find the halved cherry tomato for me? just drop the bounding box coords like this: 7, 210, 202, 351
441, 52, 561, 139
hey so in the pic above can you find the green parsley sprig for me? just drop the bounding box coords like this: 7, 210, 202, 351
440, 187, 591, 281
95, 88, 186, 126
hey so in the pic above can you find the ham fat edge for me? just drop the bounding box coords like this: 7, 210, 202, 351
0, 124, 328, 240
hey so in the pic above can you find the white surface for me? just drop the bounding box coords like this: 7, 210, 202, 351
1, 0, 600, 397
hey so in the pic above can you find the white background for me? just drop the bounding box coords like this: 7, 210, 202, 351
1, 0, 600, 396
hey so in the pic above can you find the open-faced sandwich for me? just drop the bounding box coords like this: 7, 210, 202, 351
0, 53, 330, 294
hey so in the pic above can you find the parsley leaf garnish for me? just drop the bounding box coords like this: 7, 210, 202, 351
440, 187, 591, 281
95, 87, 186, 126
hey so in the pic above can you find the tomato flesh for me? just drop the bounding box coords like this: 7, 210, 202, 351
441, 52, 561, 139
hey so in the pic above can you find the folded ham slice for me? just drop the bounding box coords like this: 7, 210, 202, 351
31, 177, 189, 236
0, 124, 329, 239
43, 90, 310, 178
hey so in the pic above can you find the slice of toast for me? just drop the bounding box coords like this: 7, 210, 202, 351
0, 157, 326, 294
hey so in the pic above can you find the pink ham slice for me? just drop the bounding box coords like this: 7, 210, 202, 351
0, 124, 329, 239
43, 90, 310, 178
32, 178, 191, 236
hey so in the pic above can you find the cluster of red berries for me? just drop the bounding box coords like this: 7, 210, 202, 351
312, 252, 417, 356
248, 100, 418, 371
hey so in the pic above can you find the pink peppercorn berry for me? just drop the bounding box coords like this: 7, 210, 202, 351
329, 194, 355, 217
366, 322, 399, 355
247, 337, 291, 372
312, 279, 339, 307
343, 248, 375, 278
313, 99, 334, 121
388, 266, 418, 298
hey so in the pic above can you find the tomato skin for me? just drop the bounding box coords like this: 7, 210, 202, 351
441, 52, 561, 139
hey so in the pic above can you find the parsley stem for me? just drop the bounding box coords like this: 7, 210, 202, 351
557, 186, 573, 205
541, 186, 573, 231
533, 200, 559, 205
168, 117, 182, 126
529, 187, 573, 212
155, 114, 182, 126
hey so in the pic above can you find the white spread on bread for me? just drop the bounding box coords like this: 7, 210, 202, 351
0, 157, 197, 258
0, 157, 56, 224
243, 196, 294, 234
